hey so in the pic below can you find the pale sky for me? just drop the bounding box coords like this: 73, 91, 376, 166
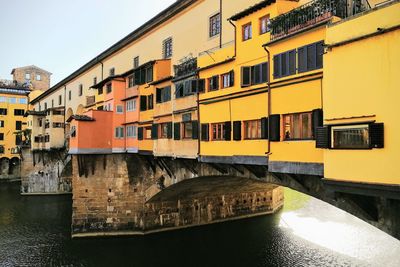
0, 0, 176, 86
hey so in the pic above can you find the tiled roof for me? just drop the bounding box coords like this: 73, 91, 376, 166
66, 115, 95, 123
229, 0, 276, 21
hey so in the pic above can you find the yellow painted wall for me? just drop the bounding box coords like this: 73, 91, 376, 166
323, 2, 400, 185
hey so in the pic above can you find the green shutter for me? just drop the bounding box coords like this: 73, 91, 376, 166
224, 121, 231, 141
140, 96, 147, 111
241, 66, 251, 87
261, 117, 269, 139
201, 123, 209, 141
192, 120, 199, 139
298, 46, 307, 73
370, 123, 384, 148
167, 122, 173, 139
138, 127, 144, 140
233, 121, 241, 141
269, 114, 280, 142
151, 124, 158, 140
174, 122, 181, 140
273, 55, 281, 79
312, 109, 323, 139
316, 126, 330, 149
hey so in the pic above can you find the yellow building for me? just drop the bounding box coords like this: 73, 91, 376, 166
320, 1, 400, 188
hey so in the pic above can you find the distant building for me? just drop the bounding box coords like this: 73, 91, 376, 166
11, 65, 52, 92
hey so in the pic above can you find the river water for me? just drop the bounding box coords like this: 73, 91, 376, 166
0, 183, 399, 267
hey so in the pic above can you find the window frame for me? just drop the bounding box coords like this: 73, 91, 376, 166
211, 123, 225, 141
209, 13, 221, 38
182, 121, 193, 139
114, 127, 125, 139
126, 125, 137, 138
243, 119, 262, 140
208, 75, 219, 91
163, 37, 173, 59
116, 105, 124, 114
331, 124, 371, 150
242, 22, 252, 41
144, 126, 152, 140
259, 15, 271, 35
283, 112, 313, 141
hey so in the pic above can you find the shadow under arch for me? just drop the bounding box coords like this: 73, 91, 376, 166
9, 157, 20, 175
147, 175, 280, 204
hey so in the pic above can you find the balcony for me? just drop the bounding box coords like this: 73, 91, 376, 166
270, 0, 370, 41
174, 57, 197, 78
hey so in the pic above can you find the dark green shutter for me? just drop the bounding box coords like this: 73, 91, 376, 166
298, 46, 307, 73
316, 41, 324, 69
192, 120, 199, 139
201, 124, 209, 141
167, 122, 173, 139
370, 123, 384, 148
316, 126, 330, 148
241, 66, 251, 87
174, 122, 181, 140
233, 121, 241, 141
289, 50, 296, 75
229, 70, 235, 87
261, 117, 269, 139
151, 124, 158, 140
191, 80, 198, 93
307, 43, 317, 70
281, 53, 288, 77
273, 55, 281, 79
156, 88, 162, 103
198, 79, 205, 93
140, 96, 147, 111
261, 63, 268, 83
269, 114, 280, 142
312, 109, 323, 139
138, 127, 144, 140
224, 121, 231, 141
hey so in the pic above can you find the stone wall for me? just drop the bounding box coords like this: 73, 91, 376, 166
71, 154, 284, 237
20, 148, 72, 195
0, 157, 20, 181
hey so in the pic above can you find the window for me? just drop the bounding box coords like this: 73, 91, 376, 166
274, 50, 296, 79
221, 71, 234, 88
79, 84, 83, 96
134, 56, 139, 68
115, 127, 124, 139
147, 94, 154, 110
0, 133, 3, 140
71, 126, 76, 138
68, 91, 72, 100
0, 121, 4, 127
127, 125, 137, 138
163, 37, 173, 59
242, 23, 252, 41
126, 99, 136, 112
260, 15, 271, 34
298, 41, 324, 73
331, 125, 369, 149
16, 121, 22, 130
211, 123, 225, 141
0, 145, 4, 153
53, 122, 64, 128
19, 98, 28, 104
283, 112, 312, 140
116, 105, 124, 114
25, 73, 30, 80
145, 66, 153, 83
0, 109, 7, 115
241, 62, 268, 87
209, 13, 221, 37
58, 95, 62, 105
8, 98, 16, 104
175, 80, 197, 98
14, 109, 24, 116
183, 122, 193, 139
159, 123, 170, 139
208, 76, 219, 91
98, 86, 103, 95
0, 97, 6, 103
44, 103, 47, 110
156, 86, 171, 103
106, 83, 112, 94
244, 120, 262, 139
53, 110, 64, 115
36, 74, 41, 81
128, 75, 135, 88
109, 68, 115, 76
44, 135, 50, 143
93, 77, 97, 85
145, 127, 152, 139
51, 99, 54, 108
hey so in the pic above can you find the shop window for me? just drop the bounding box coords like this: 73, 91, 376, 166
283, 112, 313, 140
242, 23, 252, 41
244, 120, 262, 140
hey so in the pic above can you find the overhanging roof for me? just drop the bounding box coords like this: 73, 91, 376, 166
31, 0, 196, 104
229, 0, 276, 21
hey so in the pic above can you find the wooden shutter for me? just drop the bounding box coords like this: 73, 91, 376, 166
191, 80, 198, 93
253, 64, 261, 84
134, 71, 140, 85
167, 122, 173, 139
261, 63, 268, 83
174, 122, 181, 140
281, 53, 288, 77
261, 117, 269, 139
312, 109, 323, 139
273, 55, 281, 79
269, 114, 280, 141
140, 68, 146, 84
192, 120, 199, 139
316, 126, 330, 148
224, 121, 232, 141
198, 79, 205, 93
151, 124, 158, 140
140, 95, 147, 111
370, 123, 384, 148
298, 46, 307, 73
307, 43, 317, 71
156, 88, 162, 103
316, 41, 324, 69
201, 123, 209, 141
229, 70, 235, 87
138, 127, 144, 140
289, 50, 296, 75
241, 66, 251, 87
233, 121, 242, 141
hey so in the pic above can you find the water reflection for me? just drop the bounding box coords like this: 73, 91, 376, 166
0, 183, 399, 267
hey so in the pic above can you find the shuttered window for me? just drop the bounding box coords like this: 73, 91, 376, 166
242, 62, 268, 87
174, 122, 181, 140
115, 127, 124, 139
201, 124, 209, 141
221, 71, 234, 88
298, 41, 324, 73
175, 80, 196, 99
211, 123, 225, 141
147, 94, 154, 110
233, 121, 242, 141
283, 112, 313, 140
151, 124, 158, 140
159, 123, 172, 139
197, 79, 205, 93
244, 120, 262, 139
269, 114, 280, 142
241, 67, 251, 87
156, 86, 171, 103
274, 50, 296, 79
208, 75, 219, 91
138, 127, 144, 140
140, 96, 147, 111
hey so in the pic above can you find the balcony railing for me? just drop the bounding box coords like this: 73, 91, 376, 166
0, 79, 30, 89
174, 57, 197, 78
270, 0, 370, 40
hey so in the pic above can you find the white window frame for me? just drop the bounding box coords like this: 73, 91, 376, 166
115, 127, 124, 139
116, 105, 124, 114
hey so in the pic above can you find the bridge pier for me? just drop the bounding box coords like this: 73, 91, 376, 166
71, 154, 284, 238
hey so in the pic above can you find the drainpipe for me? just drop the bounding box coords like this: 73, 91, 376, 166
263, 46, 271, 155
64, 85, 67, 142
196, 71, 201, 158
228, 19, 237, 58
219, 0, 223, 49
